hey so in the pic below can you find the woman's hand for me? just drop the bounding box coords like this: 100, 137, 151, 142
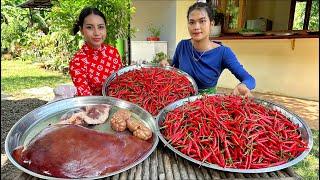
159, 59, 170, 67
233, 83, 253, 97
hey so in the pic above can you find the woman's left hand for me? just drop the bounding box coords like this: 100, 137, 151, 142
232, 83, 253, 97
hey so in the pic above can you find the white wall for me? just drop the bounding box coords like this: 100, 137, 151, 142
246, 0, 291, 30
131, 0, 177, 58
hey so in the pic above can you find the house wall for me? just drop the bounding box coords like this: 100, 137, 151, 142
217, 38, 319, 101
175, 1, 194, 43
175, 0, 319, 101
246, 0, 291, 30
131, 0, 177, 58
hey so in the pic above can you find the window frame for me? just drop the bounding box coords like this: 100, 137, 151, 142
288, 0, 313, 30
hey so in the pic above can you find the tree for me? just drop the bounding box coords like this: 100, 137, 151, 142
293, 2, 306, 30
1, 0, 30, 55
49, 0, 135, 46
293, 0, 319, 30
308, 0, 319, 30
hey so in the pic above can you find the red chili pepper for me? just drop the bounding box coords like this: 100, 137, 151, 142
107, 67, 195, 116
160, 95, 308, 169
187, 140, 193, 155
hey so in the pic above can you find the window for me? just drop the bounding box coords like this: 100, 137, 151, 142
289, 0, 319, 30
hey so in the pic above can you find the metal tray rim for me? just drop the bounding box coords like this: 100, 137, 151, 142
155, 94, 313, 173
5, 96, 159, 180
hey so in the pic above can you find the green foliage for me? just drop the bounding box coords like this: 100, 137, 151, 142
226, 0, 239, 29
293, 129, 319, 180
45, 0, 135, 70
151, 52, 167, 64
147, 24, 161, 37
293, 0, 319, 30
49, 0, 135, 46
1, 0, 29, 55
309, 0, 319, 31
1, 0, 135, 74
293, 2, 307, 30
31, 12, 49, 34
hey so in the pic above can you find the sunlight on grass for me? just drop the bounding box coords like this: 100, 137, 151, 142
1, 60, 71, 94
293, 129, 319, 180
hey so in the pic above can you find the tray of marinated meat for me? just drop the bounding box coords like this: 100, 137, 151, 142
5, 96, 158, 179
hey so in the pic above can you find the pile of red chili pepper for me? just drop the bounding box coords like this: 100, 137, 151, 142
107, 67, 195, 116
160, 95, 309, 169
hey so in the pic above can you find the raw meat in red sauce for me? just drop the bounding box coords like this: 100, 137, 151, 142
12, 124, 153, 178
58, 111, 87, 125
58, 104, 111, 125
83, 104, 111, 124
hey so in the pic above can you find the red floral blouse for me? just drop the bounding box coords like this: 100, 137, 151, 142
69, 43, 123, 96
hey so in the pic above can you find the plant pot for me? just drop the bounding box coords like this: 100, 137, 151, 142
211, 25, 222, 37
146, 36, 160, 41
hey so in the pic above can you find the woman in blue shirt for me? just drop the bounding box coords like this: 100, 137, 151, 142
160, 2, 255, 97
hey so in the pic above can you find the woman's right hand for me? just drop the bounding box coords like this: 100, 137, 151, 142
233, 83, 253, 97
159, 59, 170, 67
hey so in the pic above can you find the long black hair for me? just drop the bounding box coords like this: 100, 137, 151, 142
72, 7, 106, 35
187, 2, 214, 22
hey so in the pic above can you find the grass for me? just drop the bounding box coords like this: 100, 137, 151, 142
1, 59, 71, 95
292, 129, 319, 179
1, 58, 319, 179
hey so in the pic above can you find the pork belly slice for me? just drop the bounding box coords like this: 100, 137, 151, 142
58, 109, 85, 125
84, 104, 111, 124
58, 104, 111, 125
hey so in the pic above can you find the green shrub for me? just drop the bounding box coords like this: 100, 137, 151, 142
151, 52, 167, 64
147, 24, 161, 37
1, 0, 135, 75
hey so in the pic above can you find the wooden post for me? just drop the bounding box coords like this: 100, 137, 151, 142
238, 0, 246, 30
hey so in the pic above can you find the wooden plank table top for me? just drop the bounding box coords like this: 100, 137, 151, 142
14, 143, 302, 180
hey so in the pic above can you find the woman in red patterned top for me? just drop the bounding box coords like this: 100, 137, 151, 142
69, 7, 123, 96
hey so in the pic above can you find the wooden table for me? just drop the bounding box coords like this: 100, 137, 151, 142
14, 144, 302, 180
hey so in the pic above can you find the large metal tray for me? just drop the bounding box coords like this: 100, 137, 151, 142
264, 31, 295, 36
102, 64, 198, 96
5, 96, 159, 180
155, 94, 313, 173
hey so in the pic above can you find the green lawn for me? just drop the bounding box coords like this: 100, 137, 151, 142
1, 59, 71, 95
1, 59, 319, 179
292, 129, 319, 179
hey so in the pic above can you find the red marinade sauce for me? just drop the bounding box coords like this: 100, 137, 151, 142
12, 124, 153, 178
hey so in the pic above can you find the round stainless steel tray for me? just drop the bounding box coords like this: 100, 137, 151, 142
5, 96, 159, 180
155, 94, 313, 173
239, 31, 264, 36
264, 31, 295, 36
102, 64, 198, 96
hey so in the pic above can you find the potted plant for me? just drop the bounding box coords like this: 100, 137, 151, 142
151, 52, 167, 64
211, 8, 225, 37
147, 24, 161, 41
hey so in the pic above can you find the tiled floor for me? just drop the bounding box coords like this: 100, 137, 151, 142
217, 88, 319, 130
